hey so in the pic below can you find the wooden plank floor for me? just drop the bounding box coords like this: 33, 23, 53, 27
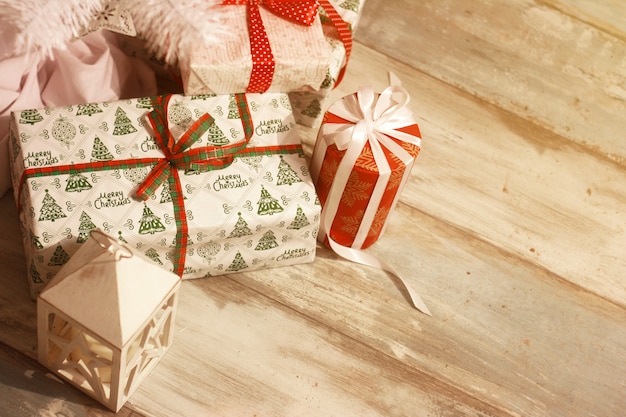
1, 1, 626, 416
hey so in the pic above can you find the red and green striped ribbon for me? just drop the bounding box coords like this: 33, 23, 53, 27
17, 93, 303, 278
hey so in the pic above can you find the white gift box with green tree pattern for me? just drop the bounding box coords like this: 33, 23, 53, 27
10, 92, 320, 298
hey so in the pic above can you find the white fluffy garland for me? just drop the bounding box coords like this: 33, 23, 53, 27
0, 0, 227, 64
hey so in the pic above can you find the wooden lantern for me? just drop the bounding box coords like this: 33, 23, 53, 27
37, 230, 181, 412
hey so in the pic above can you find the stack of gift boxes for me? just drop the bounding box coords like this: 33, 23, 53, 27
12, 0, 366, 299
7, 0, 427, 412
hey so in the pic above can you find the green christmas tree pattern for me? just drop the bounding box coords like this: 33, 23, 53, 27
145, 248, 164, 265
255, 230, 279, 250
159, 180, 187, 203
197, 241, 221, 264
30, 260, 44, 283
339, 0, 359, 13
91, 136, 114, 162
19, 109, 44, 125
48, 244, 70, 266
112, 107, 138, 135
117, 230, 129, 244
301, 99, 322, 118
136, 97, 154, 109
226, 251, 248, 272
321, 72, 333, 89
138, 204, 167, 235
30, 230, 44, 249
39, 189, 67, 222
170, 234, 194, 247
65, 172, 92, 193
76, 103, 104, 117
76, 211, 97, 243
206, 122, 229, 145
287, 206, 310, 230
276, 156, 303, 186
160, 180, 173, 203
227, 95, 240, 119
52, 116, 77, 148
257, 186, 284, 215
228, 212, 253, 238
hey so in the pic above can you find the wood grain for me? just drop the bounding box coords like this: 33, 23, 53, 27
0, 339, 141, 417
220, 201, 626, 416
131, 277, 509, 417
356, 0, 626, 164
1, 0, 625, 416
351, 3, 626, 309
542, 0, 626, 41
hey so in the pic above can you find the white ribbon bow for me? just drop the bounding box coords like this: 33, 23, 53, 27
310, 73, 431, 316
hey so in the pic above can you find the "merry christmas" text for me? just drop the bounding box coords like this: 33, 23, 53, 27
141, 136, 160, 152
276, 248, 310, 261
213, 174, 249, 191
255, 119, 290, 136
24, 151, 59, 168
94, 190, 131, 209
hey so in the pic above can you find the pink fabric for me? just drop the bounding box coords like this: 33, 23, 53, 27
0, 30, 157, 197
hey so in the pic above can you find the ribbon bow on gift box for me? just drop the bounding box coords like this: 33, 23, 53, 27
311, 73, 431, 315
222, 0, 320, 92
134, 95, 255, 275
17, 94, 302, 279
135, 95, 254, 201
134, 94, 301, 276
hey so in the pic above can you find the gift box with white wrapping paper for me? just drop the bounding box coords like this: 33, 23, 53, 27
10, 92, 320, 297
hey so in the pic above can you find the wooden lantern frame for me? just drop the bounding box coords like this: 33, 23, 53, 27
37, 230, 180, 412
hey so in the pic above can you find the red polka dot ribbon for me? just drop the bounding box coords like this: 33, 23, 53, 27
222, 0, 320, 92
318, 0, 353, 87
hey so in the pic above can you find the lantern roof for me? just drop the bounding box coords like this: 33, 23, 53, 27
39, 232, 180, 347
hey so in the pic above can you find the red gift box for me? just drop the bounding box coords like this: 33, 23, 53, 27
310, 80, 422, 250
310, 76, 430, 315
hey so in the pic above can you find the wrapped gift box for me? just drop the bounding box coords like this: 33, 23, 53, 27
308, 78, 432, 314
180, 2, 332, 95
10, 92, 320, 298
310, 78, 421, 250
289, 0, 367, 128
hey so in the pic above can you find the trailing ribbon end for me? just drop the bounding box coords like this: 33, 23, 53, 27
328, 238, 432, 316
402, 278, 432, 316
389, 71, 402, 87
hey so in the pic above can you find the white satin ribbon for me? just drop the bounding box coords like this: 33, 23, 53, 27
311, 73, 431, 316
